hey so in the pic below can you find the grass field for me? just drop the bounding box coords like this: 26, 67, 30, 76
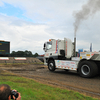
0, 70, 99, 100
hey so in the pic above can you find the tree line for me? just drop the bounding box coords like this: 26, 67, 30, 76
10, 50, 39, 57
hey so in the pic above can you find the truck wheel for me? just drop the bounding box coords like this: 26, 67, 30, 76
64, 69, 69, 71
78, 61, 98, 78
48, 60, 55, 71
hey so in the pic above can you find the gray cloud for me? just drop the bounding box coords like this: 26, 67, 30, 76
73, 0, 100, 36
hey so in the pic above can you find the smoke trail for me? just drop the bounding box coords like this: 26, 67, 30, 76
73, 0, 100, 36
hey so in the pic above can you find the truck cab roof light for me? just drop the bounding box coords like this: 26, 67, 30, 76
49, 39, 51, 41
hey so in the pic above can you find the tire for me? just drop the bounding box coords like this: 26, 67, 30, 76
64, 69, 69, 72
48, 60, 55, 71
78, 61, 98, 78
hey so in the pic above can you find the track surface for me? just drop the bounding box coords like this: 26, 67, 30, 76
0, 64, 100, 99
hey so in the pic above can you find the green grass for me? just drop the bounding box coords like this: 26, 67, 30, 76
0, 71, 99, 100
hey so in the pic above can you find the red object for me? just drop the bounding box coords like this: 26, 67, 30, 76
40, 55, 44, 57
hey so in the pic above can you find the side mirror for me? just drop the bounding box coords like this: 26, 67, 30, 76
43, 43, 47, 52
43, 47, 47, 52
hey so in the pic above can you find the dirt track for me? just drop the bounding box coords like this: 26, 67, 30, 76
0, 64, 100, 99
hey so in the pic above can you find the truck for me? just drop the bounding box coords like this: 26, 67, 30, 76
0, 40, 10, 57
43, 38, 100, 78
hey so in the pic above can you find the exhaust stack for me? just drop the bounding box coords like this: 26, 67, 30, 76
74, 36, 76, 57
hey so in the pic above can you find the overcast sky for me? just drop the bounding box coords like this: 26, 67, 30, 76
0, 0, 100, 54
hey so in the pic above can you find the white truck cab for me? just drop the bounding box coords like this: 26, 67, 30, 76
43, 38, 100, 78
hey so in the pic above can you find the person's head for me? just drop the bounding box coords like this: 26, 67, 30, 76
0, 84, 11, 100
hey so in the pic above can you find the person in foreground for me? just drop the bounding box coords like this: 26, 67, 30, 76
0, 84, 21, 100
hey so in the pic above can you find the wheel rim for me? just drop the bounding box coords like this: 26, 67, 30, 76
81, 65, 90, 75
49, 62, 53, 70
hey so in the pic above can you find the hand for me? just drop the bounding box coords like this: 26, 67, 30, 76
12, 90, 21, 100
16, 93, 21, 100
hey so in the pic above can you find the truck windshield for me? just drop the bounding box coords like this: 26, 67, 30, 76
47, 42, 52, 50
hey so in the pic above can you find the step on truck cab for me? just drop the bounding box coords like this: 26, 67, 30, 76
43, 38, 100, 78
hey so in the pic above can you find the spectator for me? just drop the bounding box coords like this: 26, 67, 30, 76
0, 84, 21, 100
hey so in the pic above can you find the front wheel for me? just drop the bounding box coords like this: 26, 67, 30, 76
78, 61, 98, 78
48, 60, 55, 71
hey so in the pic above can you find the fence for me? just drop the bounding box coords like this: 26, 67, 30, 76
0, 57, 42, 64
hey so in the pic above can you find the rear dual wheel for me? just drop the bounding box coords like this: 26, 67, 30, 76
79, 61, 98, 78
